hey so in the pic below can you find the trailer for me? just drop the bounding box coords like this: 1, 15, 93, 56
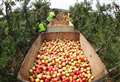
18, 12, 107, 82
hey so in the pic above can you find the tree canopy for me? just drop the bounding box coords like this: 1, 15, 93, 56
70, 1, 120, 81
0, 0, 50, 81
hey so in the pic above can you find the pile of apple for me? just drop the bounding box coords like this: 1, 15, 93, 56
29, 39, 94, 82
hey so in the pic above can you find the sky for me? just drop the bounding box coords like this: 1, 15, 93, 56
49, 0, 120, 10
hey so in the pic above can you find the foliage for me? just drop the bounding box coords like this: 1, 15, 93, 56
70, 0, 120, 80
0, 0, 50, 81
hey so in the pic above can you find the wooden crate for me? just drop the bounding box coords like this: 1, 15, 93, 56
18, 32, 107, 82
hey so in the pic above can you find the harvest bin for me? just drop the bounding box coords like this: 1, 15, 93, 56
18, 32, 107, 82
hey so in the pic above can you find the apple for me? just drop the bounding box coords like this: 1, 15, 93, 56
45, 79, 49, 82
29, 76, 34, 82
29, 39, 94, 82
35, 78, 40, 82
40, 80, 44, 82
72, 79, 76, 82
